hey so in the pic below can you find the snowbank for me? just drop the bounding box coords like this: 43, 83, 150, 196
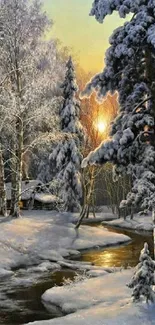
71, 212, 117, 225
26, 269, 155, 325
0, 210, 130, 272
102, 213, 153, 232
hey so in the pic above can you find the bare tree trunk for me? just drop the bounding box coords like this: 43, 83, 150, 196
15, 116, 23, 214
130, 208, 134, 220
10, 117, 23, 218
152, 210, 155, 259
10, 140, 19, 218
75, 166, 95, 229
75, 205, 87, 229
10, 43, 23, 217
0, 145, 7, 216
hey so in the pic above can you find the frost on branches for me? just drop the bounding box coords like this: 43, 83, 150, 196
128, 242, 155, 303
0, 0, 66, 216
82, 0, 155, 213
50, 57, 84, 212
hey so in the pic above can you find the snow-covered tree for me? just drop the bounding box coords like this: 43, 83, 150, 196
0, 0, 66, 216
60, 57, 84, 141
50, 57, 84, 212
82, 0, 155, 217
128, 242, 155, 302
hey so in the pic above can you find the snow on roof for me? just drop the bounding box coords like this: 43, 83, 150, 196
34, 193, 61, 204
6, 180, 46, 201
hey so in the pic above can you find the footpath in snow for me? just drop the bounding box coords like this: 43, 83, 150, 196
26, 269, 155, 325
0, 210, 130, 275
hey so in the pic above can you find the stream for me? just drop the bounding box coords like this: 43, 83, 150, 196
79, 225, 154, 268
0, 225, 153, 325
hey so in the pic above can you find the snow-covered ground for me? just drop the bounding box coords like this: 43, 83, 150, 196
26, 269, 155, 325
0, 210, 130, 275
71, 206, 117, 224
102, 213, 153, 232
0, 209, 153, 325
72, 212, 117, 224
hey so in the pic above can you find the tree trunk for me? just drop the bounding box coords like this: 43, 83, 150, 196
10, 118, 23, 218
152, 210, 155, 259
75, 166, 95, 229
10, 46, 23, 218
130, 208, 134, 220
0, 145, 7, 216
145, 49, 155, 256
10, 140, 19, 218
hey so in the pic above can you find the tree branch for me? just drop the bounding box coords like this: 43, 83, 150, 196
132, 96, 152, 114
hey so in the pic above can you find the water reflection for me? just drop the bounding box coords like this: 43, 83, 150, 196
0, 225, 153, 324
80, 226, 153, 268
0, 270, 75, 325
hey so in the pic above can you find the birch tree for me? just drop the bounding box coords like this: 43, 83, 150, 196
0, 0, 65, 217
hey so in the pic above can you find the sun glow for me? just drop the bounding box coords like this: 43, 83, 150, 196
96, 120, 107, 133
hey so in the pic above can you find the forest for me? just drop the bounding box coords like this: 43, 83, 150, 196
0, 1, 155, 325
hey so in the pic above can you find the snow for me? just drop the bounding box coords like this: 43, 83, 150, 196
25, 261, 61, 273
71, 209, 117, 225
25, 269, 155, 325
86, 269, 107, 277
50, 57, 84, 211
0, 268, 13, 278
6, 181, 60, 204
6, 180, 46, 201
128, 242, 155, 302
81, 0, 155, 215
34, 193, 60, 203
102, 213, 153, 232
71, 225, 130, 251
0, 210, 130, 272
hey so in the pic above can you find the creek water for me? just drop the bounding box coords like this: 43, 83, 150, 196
79, 225, 154, 268
0, 225, 153, 325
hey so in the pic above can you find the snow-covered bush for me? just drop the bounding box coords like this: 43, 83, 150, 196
62, 271, 90, 288
128, 242, 155, 303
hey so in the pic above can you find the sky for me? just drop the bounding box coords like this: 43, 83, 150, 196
43, 0, 125, 73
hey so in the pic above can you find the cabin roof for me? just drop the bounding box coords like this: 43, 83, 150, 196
34, 193, 60, 204
6, 180, 48, 201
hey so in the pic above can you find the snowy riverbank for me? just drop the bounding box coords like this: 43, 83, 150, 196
102, 213, 153, 232
70, 206, 117, 225
26, 269, 155, 325
0, 210, 130, 275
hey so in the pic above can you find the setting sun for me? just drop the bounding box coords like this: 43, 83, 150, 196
96, 120, 107, 133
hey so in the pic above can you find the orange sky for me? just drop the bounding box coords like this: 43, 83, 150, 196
43, 0, 128, 73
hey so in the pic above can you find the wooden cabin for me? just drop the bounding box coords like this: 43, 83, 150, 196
6, 180, 61, 210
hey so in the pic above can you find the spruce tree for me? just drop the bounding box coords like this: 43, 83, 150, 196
82, 0, 155, 216
50, 57, 84, 212
128, 242, 155, 302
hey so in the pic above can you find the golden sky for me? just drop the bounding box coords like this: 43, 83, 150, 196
44, 0, 125, 73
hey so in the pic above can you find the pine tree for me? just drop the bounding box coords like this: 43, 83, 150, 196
60, 57, 84, 141
50, 57, 84, 212
82, 0, 155, 216
128, 242, 155, 302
